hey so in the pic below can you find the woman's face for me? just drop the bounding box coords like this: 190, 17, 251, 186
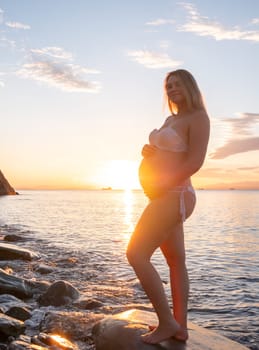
165, 75, 186, 105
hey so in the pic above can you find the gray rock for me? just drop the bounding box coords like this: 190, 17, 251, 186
73, 298, 103, 310
0, 243, 40, 261
38, 280, 80, 306
35, 332, 79, 350
8, 340, 48, 349
0, 269, 50, 299
4, 235, 24, 242
6, 306, 31, 321
0, 170, 17, 196
0, 294, 26, 312
34, 264, 54, 275
42, 310, 103, 341
0, 313, 25, 338
92, 309, 250, 350
0, 294, 31, 320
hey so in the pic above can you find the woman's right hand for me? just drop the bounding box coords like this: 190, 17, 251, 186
141, 144, 157, 158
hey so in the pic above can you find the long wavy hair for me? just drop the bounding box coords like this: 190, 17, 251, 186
164, 69, 206, 114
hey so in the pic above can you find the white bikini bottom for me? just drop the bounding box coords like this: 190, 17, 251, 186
168, 185, 196, 222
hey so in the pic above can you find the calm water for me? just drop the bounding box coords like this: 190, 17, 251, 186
0, 190, 258, 349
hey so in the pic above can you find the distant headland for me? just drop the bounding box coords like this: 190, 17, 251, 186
0, 170, 18, 195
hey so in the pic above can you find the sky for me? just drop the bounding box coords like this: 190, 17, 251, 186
1, 0, 259, 190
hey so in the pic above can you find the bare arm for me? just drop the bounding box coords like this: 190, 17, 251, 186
172, 111, 210, 186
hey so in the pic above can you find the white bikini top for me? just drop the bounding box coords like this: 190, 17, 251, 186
149, 125, 188, 152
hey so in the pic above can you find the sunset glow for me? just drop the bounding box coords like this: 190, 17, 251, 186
94, 160, 140, 190
1, 1, 259, 190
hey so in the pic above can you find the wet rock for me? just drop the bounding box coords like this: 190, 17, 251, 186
0, 269, 50, 299
9, 340, 48, 349
92, 309, 250, 350
0, 294, 31, 321
0, 269, 29, 299
34, 265, 54, 275
0, 170, 17, 196
0, 294, 27, 313
4, 235, 24, 242
38, 281, 80, 306
0, 313, 25, 339
35, 332, 79, 350
0, 243, 40, 261
42, 310, 103, 341
73, 298, 103, 310
6, 306, 31, 321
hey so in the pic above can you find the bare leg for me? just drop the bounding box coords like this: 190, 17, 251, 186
160, 223, 189, 341
126, 192, 181, 344
160, 190, 196, 341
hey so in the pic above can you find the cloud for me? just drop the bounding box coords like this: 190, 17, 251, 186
127, 50, 182, 69
210, 113, 259, 159
0, 81, 4, 88
222, 113, 259, 136
145, 18, 175, 26
210, 137, 259, 159
16, 45, 101, 93
31, 47, 73, 60
5, 21, 31, 30
179, 2, 259, 42
16, 60, 101, 93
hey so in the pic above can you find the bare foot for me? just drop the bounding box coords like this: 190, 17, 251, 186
142, 320, 180, 344
174, 327, 189, 342
149, 324, 189, 342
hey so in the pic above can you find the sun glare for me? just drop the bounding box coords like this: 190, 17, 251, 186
97, 160, 140, 190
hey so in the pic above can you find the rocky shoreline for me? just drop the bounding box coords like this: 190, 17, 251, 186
0, 229, 151, 350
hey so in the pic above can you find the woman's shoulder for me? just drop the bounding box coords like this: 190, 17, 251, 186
190, 109, 210, 124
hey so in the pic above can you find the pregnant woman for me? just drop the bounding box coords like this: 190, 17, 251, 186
127, 69, 210, 344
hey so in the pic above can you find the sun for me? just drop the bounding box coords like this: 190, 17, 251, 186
96, 160, 140, 190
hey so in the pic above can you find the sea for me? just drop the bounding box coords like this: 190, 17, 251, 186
0, 189, 258, 349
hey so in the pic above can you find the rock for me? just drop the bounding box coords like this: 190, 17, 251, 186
0, 294, 27, 313
73, 298, 103, 310
0, 243, 40, 261
42, 310, 103, 342
0, 170, 17, 196
0, 269, 29, 299
6, 306, 31, 321
0, 294, 31, 320
8, 340, 48, 349
38, 281, 80, 306
4, 235, 24, 242
34, 264, 54, 275
0, 313, 25, 339
0, 269, 49, 299
35, 332, 79, 350
92, 309, 250, 350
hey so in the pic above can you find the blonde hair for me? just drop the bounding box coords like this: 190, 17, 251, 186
164, 69, 206, 114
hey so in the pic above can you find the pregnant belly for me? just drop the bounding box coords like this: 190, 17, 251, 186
138, 155, 173, 190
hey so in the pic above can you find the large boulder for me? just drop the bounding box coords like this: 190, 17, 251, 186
92, 309, 250, 350
38, 281, 80, 306
0, 170, 17, 195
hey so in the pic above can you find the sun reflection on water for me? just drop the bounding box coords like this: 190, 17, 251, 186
123, 189, 134, 238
